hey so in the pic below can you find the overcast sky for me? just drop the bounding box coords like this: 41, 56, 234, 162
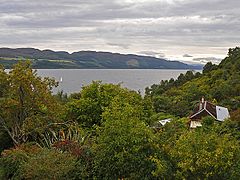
0, 0, 239, 64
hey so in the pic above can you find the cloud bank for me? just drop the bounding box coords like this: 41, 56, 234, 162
0, 0, 239, 63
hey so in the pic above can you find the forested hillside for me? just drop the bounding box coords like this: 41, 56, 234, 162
0, 48, 201, 69
146, 47, 240, 117
0, 48, 239, 179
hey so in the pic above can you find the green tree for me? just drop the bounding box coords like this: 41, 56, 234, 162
0, 65, 8, 97
145, 47, 240, 117
93, 97, 169, 179
0, 61, 62, 145
66, 81, 147, 128
203, 62, 217, 74
170, 129, 240, 179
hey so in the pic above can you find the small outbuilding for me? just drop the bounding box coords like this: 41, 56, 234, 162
189, 97, 230, 128
151, 118, 172, 129
159, 118, 172, 126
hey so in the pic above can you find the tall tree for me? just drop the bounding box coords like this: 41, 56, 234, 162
93, 97, 169, 179
0, 61, 62, 145
66, 81, 147, 128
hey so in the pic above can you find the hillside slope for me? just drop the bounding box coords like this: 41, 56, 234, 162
146, 47, 240, 117
0, 48, 201, 69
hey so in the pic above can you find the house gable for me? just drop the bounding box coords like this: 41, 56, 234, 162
190, 101, 217, 120
189, 98, 230, 128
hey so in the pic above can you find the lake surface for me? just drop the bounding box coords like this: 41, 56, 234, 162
36, 69, 193, 95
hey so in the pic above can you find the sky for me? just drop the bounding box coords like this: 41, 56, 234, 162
0, 0, 239, 64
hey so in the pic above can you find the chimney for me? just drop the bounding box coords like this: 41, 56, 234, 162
199, 97, 205, 110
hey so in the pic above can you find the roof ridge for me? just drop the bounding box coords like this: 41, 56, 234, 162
205, 101, 216, 106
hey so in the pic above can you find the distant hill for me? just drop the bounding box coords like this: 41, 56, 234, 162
0, 48, 202, 69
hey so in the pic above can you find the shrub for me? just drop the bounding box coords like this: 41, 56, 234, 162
0, 144, 40, 179
18, 149, 76, 180
0, 144, 77, 179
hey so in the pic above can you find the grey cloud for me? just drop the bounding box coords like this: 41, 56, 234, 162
183, 54, 193, 57
0, 0, 239, 59
107, 43, 130, 49
138, 51, 165, 58
193, 57, 223, 64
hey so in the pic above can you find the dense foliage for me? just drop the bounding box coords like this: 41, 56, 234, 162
146, 47, 240, 117
0, 47, 240, 179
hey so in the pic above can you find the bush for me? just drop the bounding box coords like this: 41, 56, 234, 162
202, 116, 215, 127
18, 149, 76, 180
230, 109, 240, 122
0, 144, 39, 179
0, 167, 4, 180
170, 130, 240, 179
0, 144, 77, 179
0, 130, 13, 154
53, 139, 94, 179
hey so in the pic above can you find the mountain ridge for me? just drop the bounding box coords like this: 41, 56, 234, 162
0, 48, 203, 69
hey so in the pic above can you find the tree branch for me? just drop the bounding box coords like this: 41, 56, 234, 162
0, 116, 19, 145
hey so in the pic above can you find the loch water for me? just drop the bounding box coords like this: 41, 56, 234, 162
37, 69, 195, 95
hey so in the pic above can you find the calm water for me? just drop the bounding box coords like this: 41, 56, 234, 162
36, 69, 192, 95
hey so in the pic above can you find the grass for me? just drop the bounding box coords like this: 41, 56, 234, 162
0, 57, 27, 61
47, 59, 74, 63
0, 57, 74, 64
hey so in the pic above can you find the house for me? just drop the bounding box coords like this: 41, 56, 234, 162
189, 97, 230, 128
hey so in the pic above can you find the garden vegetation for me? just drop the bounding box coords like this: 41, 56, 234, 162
0, 47, 240, 179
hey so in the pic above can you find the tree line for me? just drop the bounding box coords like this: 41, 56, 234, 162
0, 47, 240, 179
